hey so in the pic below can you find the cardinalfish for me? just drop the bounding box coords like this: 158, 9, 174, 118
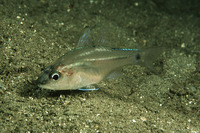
36, 28, 163, 91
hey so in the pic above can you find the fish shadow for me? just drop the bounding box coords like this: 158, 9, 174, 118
19, 80, 84, 99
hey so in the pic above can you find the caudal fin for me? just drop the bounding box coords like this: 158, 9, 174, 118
138, 47, 164, 73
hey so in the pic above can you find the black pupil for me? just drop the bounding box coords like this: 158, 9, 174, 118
135, 53, 140, 60
52, 73, 59, 80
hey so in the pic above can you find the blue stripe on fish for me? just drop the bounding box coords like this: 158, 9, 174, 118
112, 48, 139, 51
78, 88, 99, 91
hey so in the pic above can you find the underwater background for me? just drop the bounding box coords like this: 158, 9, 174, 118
0, 0, 200, 132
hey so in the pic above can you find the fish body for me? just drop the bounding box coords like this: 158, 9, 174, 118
36, 45, 163, 90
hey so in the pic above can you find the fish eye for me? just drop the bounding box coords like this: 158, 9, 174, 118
51, 72, 60, 80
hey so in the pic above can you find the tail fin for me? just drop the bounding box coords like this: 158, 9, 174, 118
138, 47, 164, 73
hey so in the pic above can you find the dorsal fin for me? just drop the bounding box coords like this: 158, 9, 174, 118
77, 28, 92, 47
76, 24, 112, 48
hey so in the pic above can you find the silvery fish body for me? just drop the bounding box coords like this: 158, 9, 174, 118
36, 45, 163, 90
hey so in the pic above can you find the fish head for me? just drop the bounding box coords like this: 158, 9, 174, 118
36, 64, 75, 90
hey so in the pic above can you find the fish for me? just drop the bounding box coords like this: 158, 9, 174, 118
36, 28, 163, 91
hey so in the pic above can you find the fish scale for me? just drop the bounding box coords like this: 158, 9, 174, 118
36, 27, 163, 90
36, 45, 163, 90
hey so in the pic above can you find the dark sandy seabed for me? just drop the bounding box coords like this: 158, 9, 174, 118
0, 0, 200, 132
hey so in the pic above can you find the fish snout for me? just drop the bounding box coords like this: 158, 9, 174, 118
36, 72, 50, 85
